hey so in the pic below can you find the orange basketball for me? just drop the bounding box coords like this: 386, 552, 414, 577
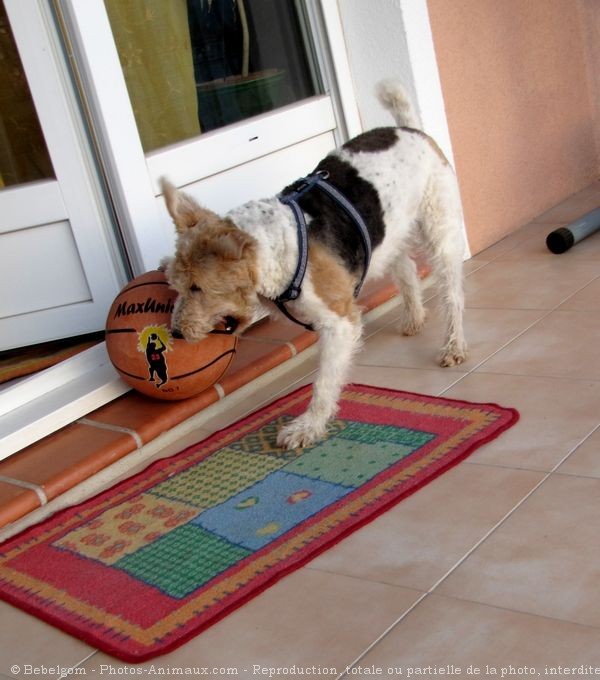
105, 270, 237, 400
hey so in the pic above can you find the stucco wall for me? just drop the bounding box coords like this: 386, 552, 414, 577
427, 0, 600, 254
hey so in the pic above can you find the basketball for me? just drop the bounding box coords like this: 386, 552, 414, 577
105, 270, 237, 400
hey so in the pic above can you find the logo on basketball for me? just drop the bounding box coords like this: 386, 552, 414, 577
137, 325, 173, 388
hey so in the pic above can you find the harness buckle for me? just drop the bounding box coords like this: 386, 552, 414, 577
280, 285, 301, 302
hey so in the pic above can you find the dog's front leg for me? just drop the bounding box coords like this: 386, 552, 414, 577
277, 316, 362, 449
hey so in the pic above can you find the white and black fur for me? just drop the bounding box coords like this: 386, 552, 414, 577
163, 80, 467, 449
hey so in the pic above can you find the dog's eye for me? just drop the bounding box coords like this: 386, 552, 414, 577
189, 284, 202, 293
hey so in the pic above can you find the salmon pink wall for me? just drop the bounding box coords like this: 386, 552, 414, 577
427, 0, 599, 254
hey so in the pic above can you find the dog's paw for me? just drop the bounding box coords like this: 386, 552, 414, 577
438, 342, 468, 367
276, 415, 326, 450
401, 315, 426, 337
398, 307, 426, 337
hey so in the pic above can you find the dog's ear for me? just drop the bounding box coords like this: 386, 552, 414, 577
208, 227, 257, 261
160, 177, 219, 234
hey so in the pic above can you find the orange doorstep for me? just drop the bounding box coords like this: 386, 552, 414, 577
0, 482, 41, 527
0, 422, 136, 504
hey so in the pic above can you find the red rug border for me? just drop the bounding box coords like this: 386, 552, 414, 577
0, 383, 519, 662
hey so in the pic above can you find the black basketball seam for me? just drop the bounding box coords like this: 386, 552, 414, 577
109, 365, 146, 381
110, 347, 236, 383
117, 278, 171, 296
171, 348, 237, 380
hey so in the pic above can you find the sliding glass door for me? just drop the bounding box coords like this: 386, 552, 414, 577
57, 0, 360, 274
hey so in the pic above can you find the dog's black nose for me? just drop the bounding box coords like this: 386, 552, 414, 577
171, 328, 184, 340
224, 316, 239, 333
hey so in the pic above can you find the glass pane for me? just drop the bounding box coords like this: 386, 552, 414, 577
0, 1, 54, 188
105, 0, 323, 152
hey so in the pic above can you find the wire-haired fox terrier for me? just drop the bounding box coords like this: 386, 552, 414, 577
161, 81, 467, 449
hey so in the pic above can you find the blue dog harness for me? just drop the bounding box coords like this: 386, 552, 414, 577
275, 170, 372, 331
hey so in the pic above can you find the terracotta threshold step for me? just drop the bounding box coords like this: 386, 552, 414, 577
0, 279, 400, 529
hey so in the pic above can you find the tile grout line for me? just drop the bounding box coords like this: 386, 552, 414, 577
341, 421, 600, 678
423, 590, 600, 634
456, 369, 600, 384
58, 650, 98, 679
239, 334, 300, 355
335, 593, 430, 680
77, 418, 143, 449
354, 308, 553, 383
0, 474, 47, 506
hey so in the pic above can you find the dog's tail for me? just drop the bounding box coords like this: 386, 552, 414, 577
376, 79, 420, 129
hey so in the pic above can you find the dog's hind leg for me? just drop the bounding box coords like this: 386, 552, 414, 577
393, 253, 426, 336
277, 314, 363, 449
419, 174, 468, 367
436, 252, 467, 367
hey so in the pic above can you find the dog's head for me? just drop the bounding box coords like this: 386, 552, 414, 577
161, 179, 260, 342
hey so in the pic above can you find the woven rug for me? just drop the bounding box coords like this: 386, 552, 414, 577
0, 384, 517, 661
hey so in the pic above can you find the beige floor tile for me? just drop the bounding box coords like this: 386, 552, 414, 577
558, 276, 600, 311
463, 256, 489, 274
349, 364, 467, 396
470, 228, 532, 262
558, 427, 600, 480
478, 310, 600, 380
468, 218, 591, 263
500, 228, 600, 262
437, 474, 600, 627
443, 373, 600, 471
357, 307, 545, 372
356, 594, 600, 674
0, 601, 94, 678
362, 299, 404, 337
464, 259, 600, 309
494, 222, 558, 259
362, 258, 484, 337
309, 463, 543, 592
80, 569, 423, 676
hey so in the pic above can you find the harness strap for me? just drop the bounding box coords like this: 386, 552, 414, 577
275, 170, 372, 331
273, 298, 315, 332
276, 195, 310, 304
